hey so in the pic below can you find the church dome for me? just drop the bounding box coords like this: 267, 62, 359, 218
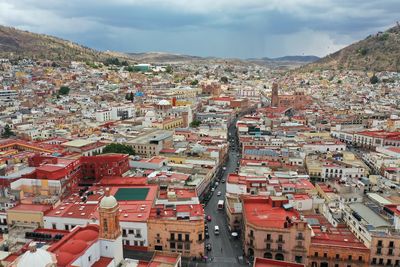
100, 188, 117, 209
158, 99, 171, 106
17, 243, 55, 267
145, 110, 156, 118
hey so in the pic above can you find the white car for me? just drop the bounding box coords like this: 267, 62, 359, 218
211, 188, 215, 192
217, 191, 222, 196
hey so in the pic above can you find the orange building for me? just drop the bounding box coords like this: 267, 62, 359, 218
306, 215, 370, 267
242, 196, 311, 265
147, 202, 205, 257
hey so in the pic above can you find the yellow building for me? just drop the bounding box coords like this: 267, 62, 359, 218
152, 117, 183, 130
7, 204, 52, 227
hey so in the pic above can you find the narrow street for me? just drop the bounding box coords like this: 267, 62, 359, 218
200, 118, 245, 266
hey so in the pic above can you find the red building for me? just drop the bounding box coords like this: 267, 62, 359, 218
80, 154, 130, 181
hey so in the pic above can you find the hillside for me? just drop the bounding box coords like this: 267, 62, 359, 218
127, 52, 205, 63
306, 25, 400, 72
0, 25, 128, 62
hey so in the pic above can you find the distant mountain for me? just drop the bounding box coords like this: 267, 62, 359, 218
0, 25, 129, 62
306, 25, 400, 72
271, 55, 320, 62
126, 52, 206, 63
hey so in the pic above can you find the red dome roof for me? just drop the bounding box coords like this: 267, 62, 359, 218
73, 229, 98, 242
56, 252, 74, 266
60, 240, 87, 254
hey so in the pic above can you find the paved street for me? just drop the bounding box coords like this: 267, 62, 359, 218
199, 118, 245, 267
125, 118, 248, 267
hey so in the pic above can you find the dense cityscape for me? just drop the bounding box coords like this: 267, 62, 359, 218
0, 3, 400, 267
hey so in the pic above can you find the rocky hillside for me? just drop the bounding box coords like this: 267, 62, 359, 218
306, 25, 400, 72
0, 25, 128, 62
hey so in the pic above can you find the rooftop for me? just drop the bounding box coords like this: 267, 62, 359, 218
243, 197, 299, 229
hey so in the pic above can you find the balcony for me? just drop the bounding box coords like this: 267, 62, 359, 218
276, 239, 285, 244
296, 235, 305, 240
264, 238, 273, 242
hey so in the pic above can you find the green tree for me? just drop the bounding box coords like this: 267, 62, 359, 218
370, 75, 379, 84
191, 79, 199, 86
2, 125, 15, 138
190, 120, 201, 128
165, 65, 173, 74
220, 76, 229, 84
59, 86, 70, 95
102, 143, 135, 155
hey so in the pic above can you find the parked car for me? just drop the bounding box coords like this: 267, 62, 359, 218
221, 179, 226, 183
211, 188, 215, 192
217, 191, 222, 196
205, 231, 209, 239
206, 243, 212, 251
207, 215, 212, 222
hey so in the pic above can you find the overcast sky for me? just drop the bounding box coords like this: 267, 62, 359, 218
0, 0, 398, 58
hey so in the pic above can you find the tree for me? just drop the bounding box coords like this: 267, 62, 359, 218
102, 143, 135, 155
2, 124, 15, 138
190, 120, 201, 128
59, 86, 70, 95
165, 65, 173, 74
125, 92, 134, 102
220, 76, 229, 84
191, 79, 199, 86
370, 75, 379, 84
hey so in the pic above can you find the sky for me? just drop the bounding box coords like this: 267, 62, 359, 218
0, 0, 398, 58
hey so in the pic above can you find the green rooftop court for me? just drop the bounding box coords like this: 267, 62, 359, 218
114, 188, 149, 201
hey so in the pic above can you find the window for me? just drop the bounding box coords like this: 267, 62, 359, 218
52, 223, 56, 229
128, 229, 134, 234
185, 243, 190, 250
372, 258, 376, 264
278, 234, 283, 242
139, 241, 144, 246
387, 260, 392, 266
389, 241, 394, 248
388, 249, 393, 256
136, 229, 142, 238
170, 242, 175, 249
266, 234, 271, 240
178, 234, 182, 241
323, 253, 327, 258
266, 243, 271, 250
377, 240, 383, 246
348, 255, 352, 261
379, 259, 383, 265
277, 245, 282, 251
88, 256, 91, 262
170, 233, 175, 240
250, 230, 254, 237
336, 254, 339, 259
177, 243, 183, 250
314, 252, 318, 257
123, 229, 127, 237
358, 256, 362, 261
377, 248, 382, 254
185, 234, 190, 241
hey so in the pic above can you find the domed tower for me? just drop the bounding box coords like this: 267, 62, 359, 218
271, 82, 279, 107
99, 188, 121, 239
98, 188, 123, 265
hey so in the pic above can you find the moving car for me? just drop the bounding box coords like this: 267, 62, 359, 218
205, 231, 209, 239
211, 187, 215, 192
214, 225, 220, 235
217, 191, 221, 196
221, 179, 226, 183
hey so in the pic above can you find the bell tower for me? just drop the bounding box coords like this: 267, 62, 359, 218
271, 82, 279, 107
99, 188, 121, 239
98, 188, 123, 265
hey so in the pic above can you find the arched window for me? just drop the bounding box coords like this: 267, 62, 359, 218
275, 253, 284, 261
